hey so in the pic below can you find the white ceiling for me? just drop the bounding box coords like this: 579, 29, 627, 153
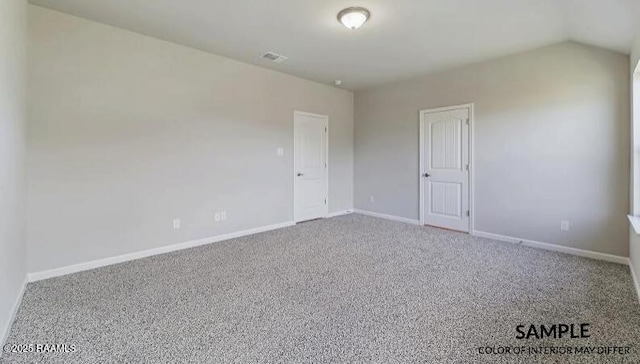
30, 0, 640, 90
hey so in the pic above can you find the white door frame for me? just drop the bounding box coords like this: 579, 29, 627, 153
293, 110, 329, 222
419, 103, 475, 233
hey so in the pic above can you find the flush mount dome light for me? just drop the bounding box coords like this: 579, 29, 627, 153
337, 7, 370, 30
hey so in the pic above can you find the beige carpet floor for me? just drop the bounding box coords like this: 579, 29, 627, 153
2, 214, 639, 363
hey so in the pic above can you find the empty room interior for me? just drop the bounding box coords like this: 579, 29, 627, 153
2, 0, 640, 362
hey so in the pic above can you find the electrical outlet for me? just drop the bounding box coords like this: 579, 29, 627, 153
173, 218, 181, 229
277, 147, 284, 156
560, 220, 570, 232
220, 211, 227, 221
370, 196, 375, 203
214, 212, 221, 222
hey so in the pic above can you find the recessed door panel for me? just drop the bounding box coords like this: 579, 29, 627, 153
430, 119, 461, 171
429, 182, 462, 218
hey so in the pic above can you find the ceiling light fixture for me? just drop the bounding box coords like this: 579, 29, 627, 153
337, 7, 370, 30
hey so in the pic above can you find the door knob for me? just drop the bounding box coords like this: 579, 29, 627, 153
297, 172, 304, 177
422, 173, 430, 178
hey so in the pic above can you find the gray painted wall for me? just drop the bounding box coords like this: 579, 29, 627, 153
0, 0, 27, 347
27, 6, 354, 273
355, 42, 630, 257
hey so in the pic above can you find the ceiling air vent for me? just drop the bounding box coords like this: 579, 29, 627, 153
261, 52, 288, 64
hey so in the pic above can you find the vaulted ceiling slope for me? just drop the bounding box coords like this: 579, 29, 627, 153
30, 0, 640, 90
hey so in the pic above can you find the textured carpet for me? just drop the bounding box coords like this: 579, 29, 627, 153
2, 214, 639, 363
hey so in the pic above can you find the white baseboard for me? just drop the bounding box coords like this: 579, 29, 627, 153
472, 230, 629, 265
353, 209, 420, 225
1, 277, 27, 353
328, 209, 353, 218
630, 261, 640, 304
28, 221, 296, 282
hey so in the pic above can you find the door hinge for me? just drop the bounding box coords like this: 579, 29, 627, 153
466, 210, 470, 217
465, 118, 469, 125
325, 198, 327, 205
465, 164, 469, 171
325, 127, 327, 132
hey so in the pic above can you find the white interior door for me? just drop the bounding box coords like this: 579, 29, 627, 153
420, 106, 470, 232
294, 112, 328, 222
